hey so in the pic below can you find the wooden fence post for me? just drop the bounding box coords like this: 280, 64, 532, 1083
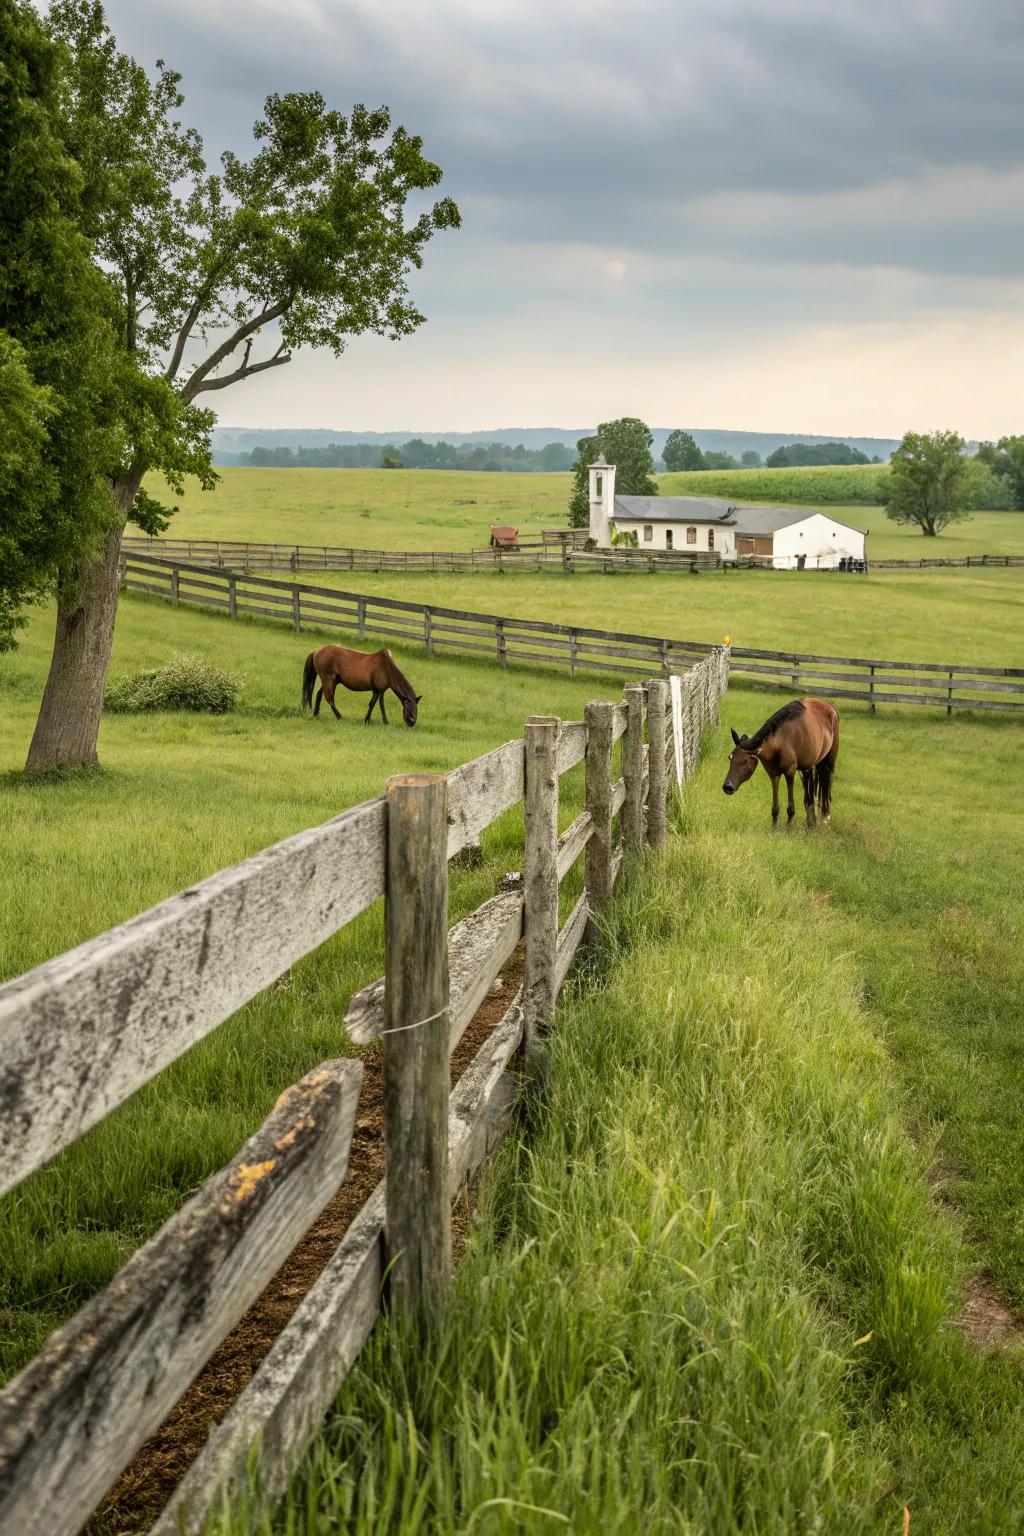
496, 619, 507, 667
292, 587, 301, 635
646, 679, 669, 849
947, 670, 954, 717
869, 664, 876, 714
424, 608, 434, 658
585, 701, 615, 914
170, 568, 179, 608
357, 597, 366, 641
524, 718, 560, 1055
227, 574, 237, 620
622, 684, 645, 853
382, 774, 452, 1328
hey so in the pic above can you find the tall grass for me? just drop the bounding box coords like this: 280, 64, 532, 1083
216, 768, 1024, 1534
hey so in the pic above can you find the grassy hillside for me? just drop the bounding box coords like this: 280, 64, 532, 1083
217, 686, 1024, 1534
146, 467, 1024, 561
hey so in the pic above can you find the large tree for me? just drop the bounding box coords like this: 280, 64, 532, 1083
883, 430, 970, 536
0, 0, 131, 655
977, 436, 1024, 509
24, 0, 459, 771
662, 429, 703, 472
568, 417, 657, 527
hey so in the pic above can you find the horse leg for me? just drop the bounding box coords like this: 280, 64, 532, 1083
770, 774, 780, 828
313, 685, 323, 718
378, 692, 389, 725
785, 772, 796, 826
364, 690, 378, 724
802, 769, 816, 827
323, 677, 342, 720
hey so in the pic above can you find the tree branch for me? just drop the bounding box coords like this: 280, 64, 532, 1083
188, 339, 292, 395
178, 297, 291, 402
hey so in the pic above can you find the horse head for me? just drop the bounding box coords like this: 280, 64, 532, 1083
402, 694, 423, 728
723, 727, 760, 794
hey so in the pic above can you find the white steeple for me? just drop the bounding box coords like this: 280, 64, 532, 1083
588, 455, 616, 546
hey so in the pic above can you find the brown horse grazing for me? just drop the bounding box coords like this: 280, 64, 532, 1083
722, 697, 839, 827
301, 645, 422, 726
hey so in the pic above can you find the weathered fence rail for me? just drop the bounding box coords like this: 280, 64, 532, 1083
0, 649, 728, 1536
120, 550, 1024, 713
121, 535, 722, 575
119, 550, 716, 678
727, 644, 1024, 715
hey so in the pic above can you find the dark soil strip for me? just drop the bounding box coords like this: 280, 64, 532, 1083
88, 949, 524, 1536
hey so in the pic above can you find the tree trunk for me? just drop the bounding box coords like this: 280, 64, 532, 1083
25, 474, 142, 773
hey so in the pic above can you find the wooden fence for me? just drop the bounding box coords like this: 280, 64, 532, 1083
120, 551, 1024, 714
726, 645, 1024, 714
121, 535, 722, 575
0, 652, 728, 1536
119, 550, 717, 678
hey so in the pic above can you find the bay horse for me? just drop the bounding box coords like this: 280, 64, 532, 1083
301, 645, 422, 726
722, 698, 839, 827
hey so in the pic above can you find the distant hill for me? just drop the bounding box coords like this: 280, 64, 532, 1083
212, 425, 905, 468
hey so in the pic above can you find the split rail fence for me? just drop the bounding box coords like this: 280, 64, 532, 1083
120, 550, 1024, 714
0, 650, 728, 1536
121, 536, 722, 575
119, 550, 717, 678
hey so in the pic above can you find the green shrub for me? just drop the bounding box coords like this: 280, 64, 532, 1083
104, 653, 243, 714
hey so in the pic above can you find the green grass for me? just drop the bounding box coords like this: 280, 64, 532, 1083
214, 687, 1024, 1535
301, 563, 1023, 669
0, 595, 613, 1382
149, 466, 1024, 561
663, 460, 887, 505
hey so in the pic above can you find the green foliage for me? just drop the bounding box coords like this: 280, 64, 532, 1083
961, 456, 1015, 511
609, 524, 639, 547
246, 439, 574, 472
104, 653, 243, 713
0, 0, 129, 647
977, 436, 1024, 510
883, 430, 971, 536
766, 441, 870, 467
568, 418, 657, 527
741, 449, 762, 467
701, 449, 741, 470
662, 428, 704, 472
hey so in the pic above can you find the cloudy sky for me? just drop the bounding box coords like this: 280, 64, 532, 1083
105, 0, 1024, 436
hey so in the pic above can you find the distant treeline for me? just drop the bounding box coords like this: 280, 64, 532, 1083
766, 441, 878, 467
243, 439, 575, 472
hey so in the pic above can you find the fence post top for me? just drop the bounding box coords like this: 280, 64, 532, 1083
387, 773, 446, 794
526, 715, 561, 728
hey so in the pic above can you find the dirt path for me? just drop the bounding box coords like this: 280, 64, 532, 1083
88, 950, 523, 1536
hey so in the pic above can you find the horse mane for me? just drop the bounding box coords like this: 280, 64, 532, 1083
742, 698, 805, 749
384, 650, 416, 701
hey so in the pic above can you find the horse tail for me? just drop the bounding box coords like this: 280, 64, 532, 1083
302, 652, 317, 711
815, 714, 838, 814
814, 756, 833, 814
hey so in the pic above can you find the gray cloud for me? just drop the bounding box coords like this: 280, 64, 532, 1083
92, 0, 1024, 432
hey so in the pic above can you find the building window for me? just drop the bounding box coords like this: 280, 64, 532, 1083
665, 529, 674, 550
686, 526, 696, 545
708, 529, 715, 550
643, 524, 653, 542
594, 473, 603, 499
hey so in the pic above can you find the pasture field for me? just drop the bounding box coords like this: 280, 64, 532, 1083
216, 684, 1024, 1535
3, 567, 1023, 1530
306, 563, 1023, 670
149, 466, 1024, 560
0, 595, 607, 1383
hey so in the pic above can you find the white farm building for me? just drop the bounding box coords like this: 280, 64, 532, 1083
588, 458, 867, 570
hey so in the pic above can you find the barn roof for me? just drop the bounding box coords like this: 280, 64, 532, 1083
612, 495, 738, 525
732, 504, 868, 537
